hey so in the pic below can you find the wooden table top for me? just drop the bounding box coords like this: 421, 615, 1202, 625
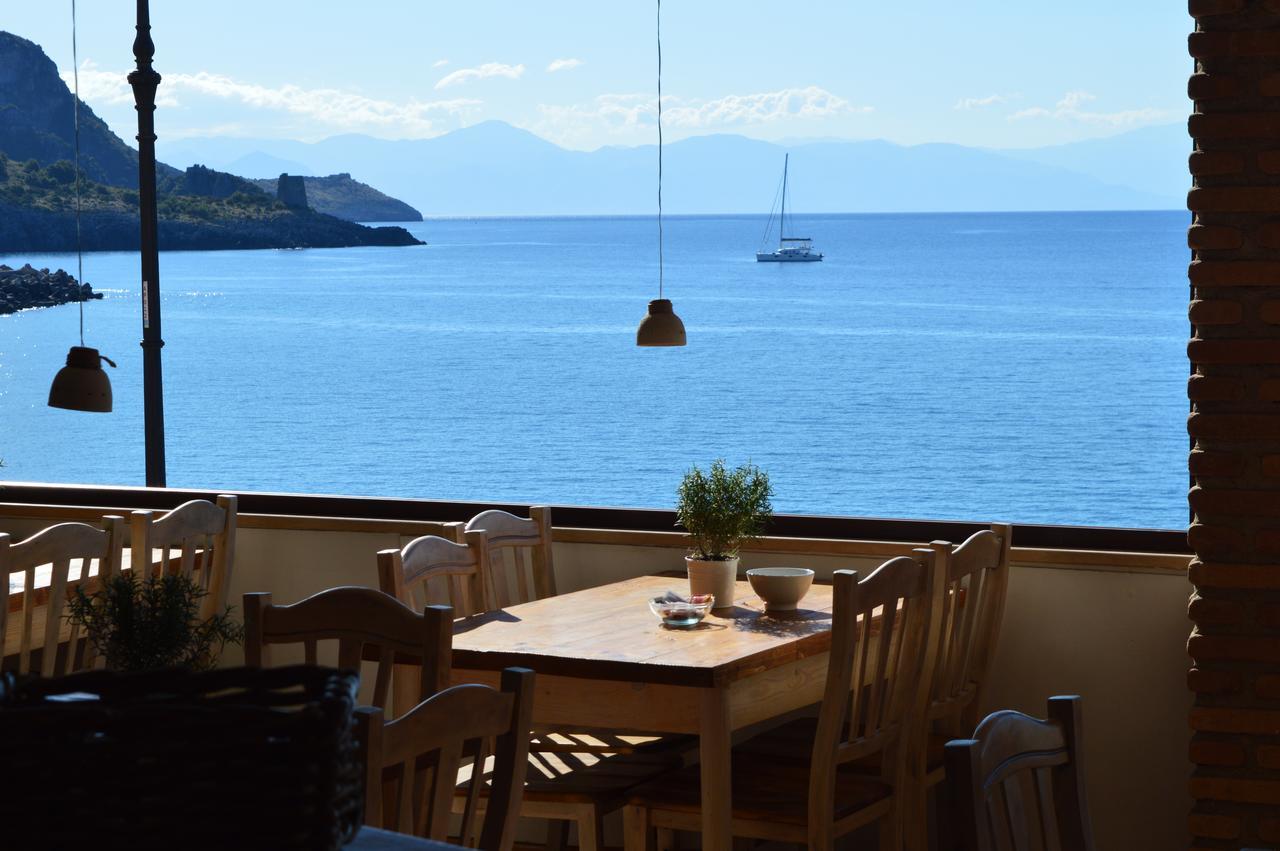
451, 575, 836, 689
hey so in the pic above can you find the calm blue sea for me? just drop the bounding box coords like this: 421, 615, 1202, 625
0, 211, 1189, 529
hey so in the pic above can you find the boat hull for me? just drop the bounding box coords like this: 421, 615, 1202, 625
756, 251, 824, 262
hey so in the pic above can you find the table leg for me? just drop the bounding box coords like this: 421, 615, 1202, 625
699, 687, 733, 851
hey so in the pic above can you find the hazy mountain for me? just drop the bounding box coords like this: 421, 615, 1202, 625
992, 123, 1189, 203
158, 121, 1186, 216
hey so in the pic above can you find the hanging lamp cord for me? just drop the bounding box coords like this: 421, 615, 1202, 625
657, 0, 664, 300
71, 0, 85, 347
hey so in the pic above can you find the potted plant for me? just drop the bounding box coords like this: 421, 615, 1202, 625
66, 570, 243, 671
676, 459, 773, 609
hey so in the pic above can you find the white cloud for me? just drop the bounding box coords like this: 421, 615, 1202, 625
434, 62, 525, 90
534, 86, 868, 149
62, 61, 482, 137
954, 93, 1011, 110
1010, 90, 1168, 126
432, 59, 450, 69
547, 58, 583, 73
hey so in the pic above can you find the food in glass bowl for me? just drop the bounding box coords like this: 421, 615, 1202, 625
649, 591, 714, 628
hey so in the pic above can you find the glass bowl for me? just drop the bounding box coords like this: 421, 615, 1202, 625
649, 594, 714, 628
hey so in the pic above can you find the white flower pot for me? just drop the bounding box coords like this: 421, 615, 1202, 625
686, 556, 739, 610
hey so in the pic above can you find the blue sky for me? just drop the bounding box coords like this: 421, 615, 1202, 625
6, 1, 1191, 151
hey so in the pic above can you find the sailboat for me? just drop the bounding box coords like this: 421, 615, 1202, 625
756, 153, 823, 262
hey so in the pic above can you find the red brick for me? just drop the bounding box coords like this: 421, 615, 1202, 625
1190, 186, 1280, 211
1189, 0, 1245, 16
1192, 776, 1280, 804
1263, 817, 1280, 844
1192, 31, 1280, 58
1258, 528, 1280, 554
1190, 260, 1280, 286
1260, 602, 1280, 627
1190, 72, 1242, 100
1262, 71, 1280, 97
1188, 523, 1248, 554
1189, 375, 1246, 401
1191, 560, 1280, 590
1191, 738, 1247, 766
1260, 675, 1280, 699
1189, 812, 1241, 840
1262, 300, 1280, 323
1191, 487, 1280, 516
1190, 224, 1244, 250
1254, 221, 1280, 247
1191, 150, 1244, 175
1260, 150, 1280, 175
1189, 412, 1280, 439
1189, 299, 1242, 325
1190, 634, 1280, 664
1189, 666, 1245, 693
1263, 454, 1280, 476
1191, 450, 1245, 477
1189, 340, 1280, 364
1189, 597, 1247, 626
1259, 744, 1280, 769
1259, 379, 1280, 401
1190, 113, 1280, 140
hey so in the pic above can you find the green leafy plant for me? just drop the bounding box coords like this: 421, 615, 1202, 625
676, 459, 774, 560
66, 571, 243, 672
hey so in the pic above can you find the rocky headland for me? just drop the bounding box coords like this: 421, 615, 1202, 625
0, 264, 100, 315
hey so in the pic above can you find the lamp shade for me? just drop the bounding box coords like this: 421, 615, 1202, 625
48, 345, 113, 412
636, 298, 686, 347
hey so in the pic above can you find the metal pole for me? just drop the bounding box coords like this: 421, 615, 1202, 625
128, 0, 166, 487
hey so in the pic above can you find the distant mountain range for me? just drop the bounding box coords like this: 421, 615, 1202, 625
158, 120, 1190, 217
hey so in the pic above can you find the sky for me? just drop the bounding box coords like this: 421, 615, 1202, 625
4, 1, 1192, 152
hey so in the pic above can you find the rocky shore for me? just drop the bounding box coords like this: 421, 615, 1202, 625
0, 264, 100, 315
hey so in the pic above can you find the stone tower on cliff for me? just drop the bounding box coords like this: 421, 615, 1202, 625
276, 173, 308, 209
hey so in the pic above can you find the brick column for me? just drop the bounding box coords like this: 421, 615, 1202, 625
1188, 3, 1280, 848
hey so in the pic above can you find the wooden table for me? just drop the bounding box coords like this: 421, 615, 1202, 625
450, 575, 837, 851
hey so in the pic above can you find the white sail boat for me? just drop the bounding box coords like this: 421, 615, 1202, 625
756, 153, 823, 262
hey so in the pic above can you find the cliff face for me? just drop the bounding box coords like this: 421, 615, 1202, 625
0, 32, 150, 187
251, 173, 423, 222
0, 32, 424, 252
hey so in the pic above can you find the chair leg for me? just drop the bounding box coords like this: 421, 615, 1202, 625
546, 818, 570, 851
655, 827, 677, 851
623, 805, 653, 851
879, 799, 903, 851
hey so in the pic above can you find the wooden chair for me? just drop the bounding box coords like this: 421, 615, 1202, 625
378, 533, 491, 717
131, 495, 238, 622
1, 516, 125, 675
943, 696, 1096, 851
623, 550, 941, 851
243, 587, 453, 712
355, 667, 536, 851
461, 507, 556, 608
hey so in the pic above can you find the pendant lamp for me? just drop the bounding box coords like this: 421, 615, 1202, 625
49, 0, 114, 412
636, 0, 686, 347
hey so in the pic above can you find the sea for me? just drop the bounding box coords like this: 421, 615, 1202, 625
0, 211, 1190, 530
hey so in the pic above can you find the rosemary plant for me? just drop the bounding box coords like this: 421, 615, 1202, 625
676, 459, 774, 560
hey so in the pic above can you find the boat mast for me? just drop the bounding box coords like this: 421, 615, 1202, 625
780, 153, 788, 245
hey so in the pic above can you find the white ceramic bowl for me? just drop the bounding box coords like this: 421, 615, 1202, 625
746, 567, 815, 612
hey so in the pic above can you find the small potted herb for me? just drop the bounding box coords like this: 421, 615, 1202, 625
676, 459, 773, 610
66, 571, 243, 672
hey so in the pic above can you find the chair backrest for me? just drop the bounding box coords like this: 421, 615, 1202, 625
243, 587, 453, 713
378, 532, 491, 619
807, 549, 940, 848
944, 696, 1096, 851
131, 495, 238, 622
462, 506, 556, 608
929, 523, 1012, 734
355, 666, 535, 851
0, 516, 125, 675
